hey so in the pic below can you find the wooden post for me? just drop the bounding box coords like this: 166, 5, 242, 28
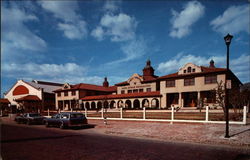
85, 108, 87, 118
143, 107, 146, 120
120, 107, 123, 119
171, 107, 174, 124
206, 106, 209, 122
48, 109, 49, 117
243, 106, 247, 124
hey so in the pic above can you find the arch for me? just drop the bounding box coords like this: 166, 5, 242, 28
103, 101, 109, 109
142, 99, 149, 108
97, 101, 102, 110
125, 100, 132, 109
133, 99, 140, 109
85, 102, 90, 109
110, 101, 116, 109
151, 98, 159, 109
13, 85, 29, 95
91, 102, 96, 109
117, 100, 123, 108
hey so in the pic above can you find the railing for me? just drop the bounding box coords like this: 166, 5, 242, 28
43, 106, 247, 125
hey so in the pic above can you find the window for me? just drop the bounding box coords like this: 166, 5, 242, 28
57, 92, 61, 97
205, 75, 217, 84
187, 67, 192, 73
166, 80, 175, 87
121, 90, 125, 94
184, 78, 195, 86
64, 91, 68, 96
146, 88, 151, 92
139, 89, 143, 92
184, 70, 186, 73
71, 91, 76, 96
128, 90, 132, 93
192, 68, 195, 72
133, 89, 138, 93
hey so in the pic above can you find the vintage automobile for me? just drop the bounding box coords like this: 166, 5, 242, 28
14, 113, 45, 125
44, 112, 88, 129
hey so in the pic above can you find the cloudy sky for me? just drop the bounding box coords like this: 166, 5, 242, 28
1, 0, 249, 96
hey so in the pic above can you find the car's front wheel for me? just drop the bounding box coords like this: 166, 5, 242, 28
59, 122, 65, 129
26, 120, 31, 125
45, 121, 50, 128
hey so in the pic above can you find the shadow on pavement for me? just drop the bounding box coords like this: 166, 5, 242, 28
1, 135, 81, 144
70, 124, 96, 130
230, 129, 250, 137
233, 154, 250, 160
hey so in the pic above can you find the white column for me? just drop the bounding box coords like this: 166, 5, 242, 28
178, 93, 182, 107
205, 106, 209, 122
48, 109, 50, 117
243, 106, 247, 124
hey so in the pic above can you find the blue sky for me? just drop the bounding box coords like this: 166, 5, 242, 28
1, 0, 249, 96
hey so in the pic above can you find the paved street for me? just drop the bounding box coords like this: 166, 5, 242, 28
1, 120, 250, 160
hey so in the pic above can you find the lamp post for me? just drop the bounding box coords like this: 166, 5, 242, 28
224, 33, 233, 138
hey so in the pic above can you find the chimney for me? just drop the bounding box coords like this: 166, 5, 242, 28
103, 77, 109, 87
209, 59, 215, 68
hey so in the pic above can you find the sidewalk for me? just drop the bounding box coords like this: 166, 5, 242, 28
88, 119, 250, 148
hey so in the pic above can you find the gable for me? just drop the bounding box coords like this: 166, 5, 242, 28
178, 63, 202, 75
13, 85, 29, 96
127, 73, 143, 86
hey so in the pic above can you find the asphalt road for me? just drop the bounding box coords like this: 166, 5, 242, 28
1, 122, 250, 160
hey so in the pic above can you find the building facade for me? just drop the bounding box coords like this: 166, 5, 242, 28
80, 60, 242, 110
4, 80, 62, 112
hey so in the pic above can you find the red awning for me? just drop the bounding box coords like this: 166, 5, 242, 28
81, 91, 161, 101
15, 95, 41, 101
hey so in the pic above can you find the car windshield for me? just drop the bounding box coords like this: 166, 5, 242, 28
29, 113, 41, 117
70, 114, 84, 118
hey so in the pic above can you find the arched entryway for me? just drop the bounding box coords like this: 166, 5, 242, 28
151, 98, 159, 109
103, 101, 109, 109
117, 100, 123, 108
110, 101, 116, 109
125, 100, 132, 109
133, 99, 140, 109
97, 101, 102, 110
85, 102, 90, 109
142, 99, 149, 108
91, 102, 96, 109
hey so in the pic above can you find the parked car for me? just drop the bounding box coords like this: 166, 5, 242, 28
44, 112, 88, 129
15, 113, 45, 125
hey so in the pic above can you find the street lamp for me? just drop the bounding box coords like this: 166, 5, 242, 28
224, 33, 233, 138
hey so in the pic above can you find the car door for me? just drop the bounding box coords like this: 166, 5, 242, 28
54, 114, 62, 126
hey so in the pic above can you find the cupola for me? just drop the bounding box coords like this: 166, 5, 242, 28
209, 59, 215, 68
143, 59, 154, 78
103, 77, 109, 87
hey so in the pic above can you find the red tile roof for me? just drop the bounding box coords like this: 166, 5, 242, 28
81, 91, 161, 101
54, 83, 117, 92
0, 98, 10, 104
158, 67, 227, 80
115, 75, 158, 86
15, 95, 41, 101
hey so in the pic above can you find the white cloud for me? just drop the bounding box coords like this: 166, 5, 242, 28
157, 53, 249, 83
1, 5, 47, 52
210, 5, 249, 35
38, 1, 88, 39
169, 1, 205, 38
92, 13, 137, 42
103, 1, 120, 12
91, 1, 137, 42
58, 21, 87, 40
91, 26, 105, 41
107, 37, 148, 65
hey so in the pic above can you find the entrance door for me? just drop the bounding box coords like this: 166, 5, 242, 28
183, 92, 197, 107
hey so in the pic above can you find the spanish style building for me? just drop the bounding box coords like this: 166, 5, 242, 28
53, 60, 241, 110
4, 80, 63, 112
